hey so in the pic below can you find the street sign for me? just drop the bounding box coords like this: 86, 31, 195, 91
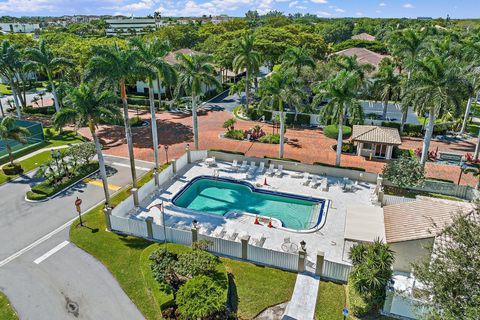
342, 308, 349, 317
75, 198, 82, 207
75, 197, 83, 226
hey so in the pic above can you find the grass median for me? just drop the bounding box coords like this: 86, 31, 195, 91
70, 168, 297, 319
0, 292, 18, 320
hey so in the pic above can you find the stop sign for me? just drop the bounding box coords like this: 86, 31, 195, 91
75, 198, 82, 207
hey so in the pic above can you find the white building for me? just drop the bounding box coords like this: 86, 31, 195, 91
0, 23, 40, 33
106, 18, 157, 36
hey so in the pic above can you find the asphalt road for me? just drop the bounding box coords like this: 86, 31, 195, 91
0, 155, 154, 319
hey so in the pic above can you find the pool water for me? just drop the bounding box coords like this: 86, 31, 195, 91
173, 177, 323, 230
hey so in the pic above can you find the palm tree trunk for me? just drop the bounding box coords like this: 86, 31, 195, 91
245, 68, 249, 109
6, 143, 14, 166
460, 97, 473, 134
474, 129, 480, 162
156, 77, 162, 110
49, 73, 61, 113
148, 79, 160, 186
191, 94, 199, 149
382, 98, 388, 120
400, 71, 412, 134
420, 110, 435, 165
120, 79, 138, 189
279, 104, 285, 158
336, 113, 344, 167
9, 77, 21, 119
90, 121, 111, 206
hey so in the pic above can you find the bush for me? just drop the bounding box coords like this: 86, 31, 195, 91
23, 106, 56, 115
285, 113, 311, 126
347, 282, 371, 317
264, 156, 301, 162
381, 121, 401, 129
224, 129, 244, 140
209, 149, 245, 155
382, 155, 425, 188
129, 116, 144, 127
26, 190, 48, 201
176, 275, 227, 320
404, 124, 423, 136
2, 163, 23, 175
174, 250, 218, 278
149, 249, 179, 284
258, 133, 280, 144
323, 125, 352, 139
392, 147, 414, 159
333, 142, 356, 154
313, 161, 366, 171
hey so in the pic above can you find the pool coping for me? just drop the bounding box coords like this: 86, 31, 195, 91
170, 175, 329, 234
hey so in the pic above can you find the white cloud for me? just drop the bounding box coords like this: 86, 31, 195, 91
356, 11, 364, 16
316, 11, 331, 16
334, 8, 345, 13
0, 0, 58, 13
289, 1, 298, 7
296, 5, 306, 9
311, 0, 327, 3
115, 0, 154, 11
379, 2, 386, 6
403, 3, 414, 8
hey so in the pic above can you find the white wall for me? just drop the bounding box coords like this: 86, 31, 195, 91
390, 238, 434, 273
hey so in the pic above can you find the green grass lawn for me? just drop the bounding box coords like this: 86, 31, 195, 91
315, 281, 346, 320
70, 170, 297, 320
0, 84, 12, 95
0, 292, 18, 320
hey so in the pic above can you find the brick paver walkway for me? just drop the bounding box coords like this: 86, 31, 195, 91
77, 109, 478, 187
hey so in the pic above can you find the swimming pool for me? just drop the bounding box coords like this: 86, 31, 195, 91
172, 176, 325, 231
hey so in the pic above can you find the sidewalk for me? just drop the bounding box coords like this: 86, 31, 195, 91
0, 145, 69, 169
283, 273, 320, 320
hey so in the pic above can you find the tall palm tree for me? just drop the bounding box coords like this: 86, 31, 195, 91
26, 40, 73, 113
131, 37, 176, 185
403, 55, 469, 165
0, 116, 30, 166
85, 44, 139, 190
372, 63, 402, 120
460, 40, 480, 135
313, 70, 363, 166
388, 29, 426, 132
232, 33, 262, 109
281, 46, 315, 77
0, 41, 23, 118
175, 53, 221, 150
53, 83, 120, 206
333, 55, 374, 83
258, 68, 304, 158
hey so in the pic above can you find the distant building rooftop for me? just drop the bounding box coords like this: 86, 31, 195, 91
351, 33, 376, 41
333, 47, 389, 70
165, 48, 200, 65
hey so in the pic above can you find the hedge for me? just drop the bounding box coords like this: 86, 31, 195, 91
323, 125, 352, 139
285, 113, 311, 126
23, 105, 56, 115
264, 156, 301, 163
224, 129, 244, 140
314, 161, 366, 172
2, 163, 23, 175
209, 149, 245, 156
258, 134, 280, 144
27, 162, 99, 200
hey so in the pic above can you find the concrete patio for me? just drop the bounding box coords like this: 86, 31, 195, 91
117, 159, 378, 265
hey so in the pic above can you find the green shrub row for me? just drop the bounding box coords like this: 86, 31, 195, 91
264, 156, 301, 163
258, 133, 280, 144
27, 162, 99, 200
314, 161, 366, 172
224, 129, 244, 140
323, 125, 352, 139
209, 149, 245, 156
2, 163, 23, 175
23, 106, 56, 115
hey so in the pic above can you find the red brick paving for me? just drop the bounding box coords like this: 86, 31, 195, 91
77, 109, 478, 187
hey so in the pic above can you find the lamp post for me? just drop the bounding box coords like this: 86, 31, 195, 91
192, 219, 198, 228
300, 240, 306, 252
0, 94, 4, 117
164, 145, 169, 164
458, 162, 467, 185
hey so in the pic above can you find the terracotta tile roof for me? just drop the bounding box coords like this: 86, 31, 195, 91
383, 197, 475, 243
351, 33, 376, 41
334, 47, 388, 69
351, 125, 401, 145
165, 48, 200, 65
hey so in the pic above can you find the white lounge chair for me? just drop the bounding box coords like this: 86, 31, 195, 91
266, 164, 275, 176
239, 160, 248, 172
310, 176, 321, 188
257, 162, 265, 174
301, 172, 310, 186
252, 234, 267, 247
321, 178, 329, 191
248, 161, 256, 172
212, 226, 226, 238
231, 159, 239, 171
275, 165, 284, 177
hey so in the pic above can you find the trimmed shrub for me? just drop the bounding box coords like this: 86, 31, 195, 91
285, 113, 311, 126
426, 177, 454, 184
323, 125, 352, 139
392, 147, 414, 159
129, 116, 144, 127
23, 105, 56, 115
347, 281, 371, 317
26, 190, 47, 201
2, 163, 23, 175
258, 133, 280, 144
224, 129, 244, 140
176, 275, 227, 320
209, 149, 245, 155
404, 124, 423, 136
381, 121, 401, 129
313, 161, 366, 172
264, 156, 301, 162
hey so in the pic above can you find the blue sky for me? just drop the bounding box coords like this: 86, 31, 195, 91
0, 0, 477, 18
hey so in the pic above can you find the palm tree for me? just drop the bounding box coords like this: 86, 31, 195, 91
313, 70, 363, 166
281, 46, 315, 77
85, 44, 139, 190
258, 68, 305, 158
460, 40, 480, 135
0, 41, 23, 118
26, 40, 73, 113
372, 62, 402, 120
131, 37, 176, 186
53, 83, 120, 206
388, 29, 427, 132
403, 55, 469, 165
0, 116, 30, 166
232, 33, 262, 109
175, 53, 221, 150
333, 55, 374, 83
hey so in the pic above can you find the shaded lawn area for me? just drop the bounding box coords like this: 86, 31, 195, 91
0, 292, 18, 320
70, 170, 296, 319
0, 130, 85, 184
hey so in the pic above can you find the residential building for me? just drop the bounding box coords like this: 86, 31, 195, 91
333, 47, 389, 71
351, 32, 376, 41
106, 18, 157, 35
0, 22, 40, 33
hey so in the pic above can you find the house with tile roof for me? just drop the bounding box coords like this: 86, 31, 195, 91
351, 125, 401, 160
334, 47, 389, 71
351, 32, 376, 41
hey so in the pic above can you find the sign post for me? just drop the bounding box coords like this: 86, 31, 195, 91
342, 307, 349, 320
75, 197, 83, 227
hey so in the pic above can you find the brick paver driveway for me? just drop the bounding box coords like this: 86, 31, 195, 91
78, 109, 478, 187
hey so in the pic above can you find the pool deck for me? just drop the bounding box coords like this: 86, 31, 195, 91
120, 160, 377, 265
